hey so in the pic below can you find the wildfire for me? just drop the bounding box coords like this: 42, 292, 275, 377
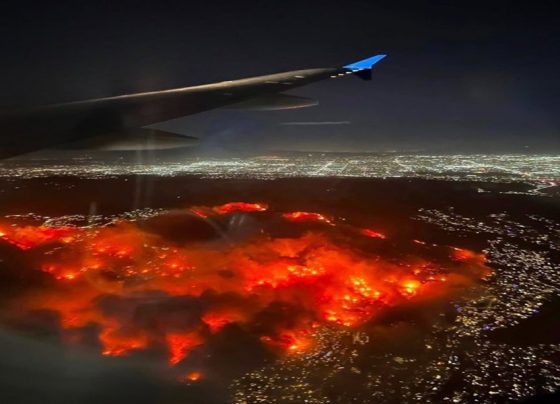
201, 308, 248, 333
0, 224, 76, 250
282, 211, 332, 224
99, 328, 149, 357
212, 202, 268, 215
0, 202, 490, 370
190, 202, 268, 218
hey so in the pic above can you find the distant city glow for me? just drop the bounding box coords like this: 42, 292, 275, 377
1, 155, 557, 193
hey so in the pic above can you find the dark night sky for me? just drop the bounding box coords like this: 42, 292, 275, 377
0, 0, 558, 153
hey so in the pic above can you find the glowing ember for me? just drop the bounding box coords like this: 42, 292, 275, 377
285, 336, 310, 354
261, 333, 312, 354
451, 247, 485, 263
182, 371, 202, 382
360, 228, 386, 239
401, 279, 421, 295
190, 208, 209, 218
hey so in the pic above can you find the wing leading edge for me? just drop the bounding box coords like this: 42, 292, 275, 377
0, 54, 386, 158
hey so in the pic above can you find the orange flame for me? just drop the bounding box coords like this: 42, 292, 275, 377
212, 202, 268, 215
189, 202, 268, 218
100, 328, 149, 357
0, 224, 76, 250
282, 211, 332, 224
167, 332, 203, 365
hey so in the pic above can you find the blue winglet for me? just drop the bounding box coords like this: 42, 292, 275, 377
343, 54, 387, 70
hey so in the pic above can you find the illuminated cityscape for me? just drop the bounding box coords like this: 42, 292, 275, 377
1, 153, 558, 188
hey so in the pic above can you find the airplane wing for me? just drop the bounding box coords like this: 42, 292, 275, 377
0, 54, 386, 159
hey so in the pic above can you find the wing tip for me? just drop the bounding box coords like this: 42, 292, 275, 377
343, 54, 387, 70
